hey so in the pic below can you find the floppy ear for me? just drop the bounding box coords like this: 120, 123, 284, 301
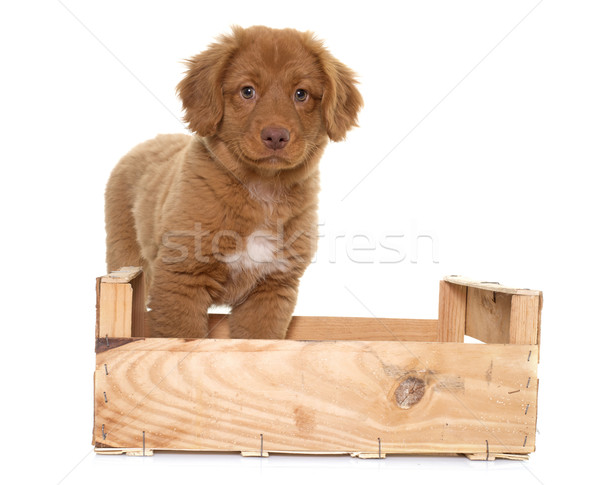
176, 29, 240, 137
320, 54, 364, 142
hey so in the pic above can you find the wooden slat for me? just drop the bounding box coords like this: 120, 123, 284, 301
465, 452, 528, 461
509, 295, 540, 345
130, 271, 147, 338
95, 277, 101, 339
94, 339, 537, 456
437, 281, 466, 342
97, 267, 145, 339
537, 293, 543, 360
98, 282, 133, 338
465, 289, 541, 346
206, 314, 439, 342
466, 288, 512, 344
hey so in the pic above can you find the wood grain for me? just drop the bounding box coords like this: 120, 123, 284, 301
437, 281, 467, 342
98, 282, 133, 339
509, 295, 540, 345
206, 314, 439, 342
98, 267, 145, 339
94, 339, 537, 456
130, 271, 146, 338
466, 288, 513, 344
465, 289, 541, 346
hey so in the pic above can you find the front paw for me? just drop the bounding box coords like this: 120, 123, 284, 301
146, 303, 208, 338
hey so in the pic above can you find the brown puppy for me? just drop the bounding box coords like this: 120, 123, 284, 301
105, 26, 362, 338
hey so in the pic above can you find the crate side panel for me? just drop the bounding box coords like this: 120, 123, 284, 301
94, 339, 537, 455
206, 314, 439, 342
466, 290, 541, 346
466, 288, 512, 343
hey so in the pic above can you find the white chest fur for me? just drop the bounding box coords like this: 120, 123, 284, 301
228, 229, 289, 277
247, 180, 284, 216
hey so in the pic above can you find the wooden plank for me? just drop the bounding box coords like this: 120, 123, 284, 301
98, 282, 133, 338
537, 293, 543, 361
94, 339, 537, 456
352, 452, 386, 459
465, 452, 529, 461
509, 295, 540, 345
437, 281, 466, 342
465, 289, 541, 346
98, 267, 146, 339
286, 316, 439, 342
95, 277, 101, 339
206, 314, 439, 342
241, 451, 269, 457
444, 276, 540, 297
130, 271, 147, 338
466, 288, 512, 344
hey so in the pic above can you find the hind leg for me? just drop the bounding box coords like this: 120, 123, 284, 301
105, 168, 144, 273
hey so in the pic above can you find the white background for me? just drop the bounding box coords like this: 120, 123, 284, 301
1, 1, 598, 484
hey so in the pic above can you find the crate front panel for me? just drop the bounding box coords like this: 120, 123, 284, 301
94, 339, 537, 455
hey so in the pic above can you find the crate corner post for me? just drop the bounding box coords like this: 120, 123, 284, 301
437, 279, 467, 342
94, 266, 146, 454
96, 266, 146, 339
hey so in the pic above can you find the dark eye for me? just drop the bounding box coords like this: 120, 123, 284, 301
294, 89, 308, 102
241, 86, 256, 99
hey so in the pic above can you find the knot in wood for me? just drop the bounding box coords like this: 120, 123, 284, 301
394, 377, 426, 409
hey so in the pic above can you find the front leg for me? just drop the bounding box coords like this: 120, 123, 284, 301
228, 274, 299, 339
146, 263, 213, 338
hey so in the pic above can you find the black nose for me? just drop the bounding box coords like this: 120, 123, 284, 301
261, 127, 290, 150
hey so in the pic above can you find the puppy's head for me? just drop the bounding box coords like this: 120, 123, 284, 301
177, 26, 363, 171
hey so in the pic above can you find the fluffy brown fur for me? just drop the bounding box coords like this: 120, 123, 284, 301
105, 26, 363, 338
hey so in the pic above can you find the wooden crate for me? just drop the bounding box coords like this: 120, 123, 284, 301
93, 268, 542, 460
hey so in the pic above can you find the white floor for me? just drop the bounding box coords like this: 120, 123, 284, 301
50, 444, 579, 485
